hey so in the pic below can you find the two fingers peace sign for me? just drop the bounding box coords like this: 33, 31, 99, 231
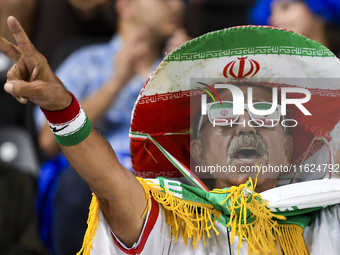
0, 16, 72, 111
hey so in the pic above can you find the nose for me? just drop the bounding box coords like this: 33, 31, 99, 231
235, 110, 257, 136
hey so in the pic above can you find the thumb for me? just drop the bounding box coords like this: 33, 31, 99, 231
4, 80, 31, 104
4, 79, 72, 111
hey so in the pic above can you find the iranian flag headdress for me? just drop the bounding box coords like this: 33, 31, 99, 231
130, 26, 340, 188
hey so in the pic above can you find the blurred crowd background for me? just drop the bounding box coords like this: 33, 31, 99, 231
0, 0, 339, 254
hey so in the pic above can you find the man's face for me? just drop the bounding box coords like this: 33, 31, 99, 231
133, 0, 185, 39
269, 0, 323, 38
191, 85, 293, 192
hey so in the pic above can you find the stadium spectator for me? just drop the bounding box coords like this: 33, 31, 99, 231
2, 17, 340, 254
250, 0, 340, 56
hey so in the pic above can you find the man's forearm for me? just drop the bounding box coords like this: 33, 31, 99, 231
59, 129, 148, 246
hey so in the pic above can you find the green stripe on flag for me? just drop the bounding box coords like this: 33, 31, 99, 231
165, 27, 334, 62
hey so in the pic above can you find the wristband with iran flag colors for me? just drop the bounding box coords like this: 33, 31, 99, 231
41, 92, 92, 146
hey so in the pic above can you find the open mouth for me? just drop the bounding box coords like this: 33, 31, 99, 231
234, 147, 260, 161
227, 135, 268, 164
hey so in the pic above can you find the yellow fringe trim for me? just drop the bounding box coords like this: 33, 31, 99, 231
137, 177, 222, 248
77, 176, 309, 255
77, 193, 100, 255
210, 177, 287, 255
138, 175, 308, 255
275, 224, 309, 255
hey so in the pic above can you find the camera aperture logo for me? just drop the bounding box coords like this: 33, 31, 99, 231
198, 83, 312, 128
197, 82, 223, 106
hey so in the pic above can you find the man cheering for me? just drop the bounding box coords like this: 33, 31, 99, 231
2, 17, 340, 254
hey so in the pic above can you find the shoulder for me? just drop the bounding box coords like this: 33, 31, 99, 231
311, 204, 340, 222
55, 36, 118, 76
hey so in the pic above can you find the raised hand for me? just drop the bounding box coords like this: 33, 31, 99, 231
1, 16, 72, 111
112, 26, 150, 88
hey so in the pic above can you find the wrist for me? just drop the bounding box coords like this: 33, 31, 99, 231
40, 91, 73, 111
41, 92, 79, 123
41, 92, 92, 146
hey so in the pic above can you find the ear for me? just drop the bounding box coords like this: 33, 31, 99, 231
190, 138, 204, 166
283, 134, 293, 165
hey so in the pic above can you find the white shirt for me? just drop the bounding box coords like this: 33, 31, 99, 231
90, 198, 340, 255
